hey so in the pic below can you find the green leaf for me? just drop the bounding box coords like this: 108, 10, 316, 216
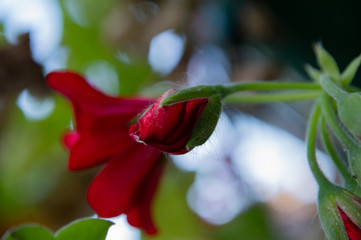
314, 43, 340, 78
1, 225, 54, 240
305, 64, 322, 82
55, 219, 113, 240
341, 54, 361, 86
1, 219, 113, 240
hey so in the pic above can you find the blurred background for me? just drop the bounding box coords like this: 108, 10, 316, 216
1, 0, 361, 239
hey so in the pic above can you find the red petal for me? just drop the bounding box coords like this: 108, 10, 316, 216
47, 71, 155, 169
164, 98, 208, 144
87, 145, 161, 218
126, 159, 166, 235
46, 71, 152, 132
46, 71, 151, 113
67, 130, 136, 170
137, 89, 183, 142
338, 207, 361, 240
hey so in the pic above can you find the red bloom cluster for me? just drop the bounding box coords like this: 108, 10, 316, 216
46, 71, 163, 235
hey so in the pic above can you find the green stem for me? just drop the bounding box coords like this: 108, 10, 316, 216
320, 93, 361, 149
223, 90, 321, 103
320, 116, 357, 189
306, 100, 331, 186
320, 75, 348, 101
320, 116, 349, 178
221, 81, 321, 96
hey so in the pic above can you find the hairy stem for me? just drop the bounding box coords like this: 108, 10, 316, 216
223, 90, 321, 103
221, 81, 321, 96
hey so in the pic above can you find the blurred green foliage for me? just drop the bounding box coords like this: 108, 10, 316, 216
0, 97, 75, 233
2, 225, 53, 240
0, 98, 65, 202
59, 0, 155, 95
2, 218, 113, 240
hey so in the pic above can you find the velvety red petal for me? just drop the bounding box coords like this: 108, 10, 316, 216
46, 71, 151, 112
47, 71, 156, 169
67, 130, 136, 170
46, 71, 152, 132
338, 207, 361, 240
87, 145, 162, 218
162, 98, 208, 144
141, 133, 191, 154
126, 159, 166, 235
137, 89, 183, 142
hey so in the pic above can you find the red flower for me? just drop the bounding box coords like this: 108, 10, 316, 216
46, 71, 163, 235
129, 89, 208, 154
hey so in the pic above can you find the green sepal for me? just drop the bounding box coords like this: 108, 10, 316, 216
337, 92, 361, 136
1, 225, 54, 240
318, 186, 349, 240
186, 95, 222, 150
341, 54, 361, 86
337, 186, 361, 227
314, 43, 340, 79
317, 184, 361, 240
161, 85, 225, 106
305, 64, 322, 82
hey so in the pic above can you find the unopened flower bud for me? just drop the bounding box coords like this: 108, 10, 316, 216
318, 185, 361, 240
129, 89, 221, 154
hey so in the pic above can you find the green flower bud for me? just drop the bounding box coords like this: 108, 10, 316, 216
318, 185, 361, 240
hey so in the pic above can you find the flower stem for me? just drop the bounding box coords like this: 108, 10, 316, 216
306, 100, 331, 187
320, 116, 357, 189
220, 81, 321, 96
223, 90, 321, 103
320, 116, 349, 178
